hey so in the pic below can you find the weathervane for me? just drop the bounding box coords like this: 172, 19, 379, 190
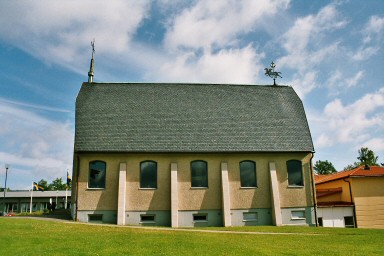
264, 61, 282, 86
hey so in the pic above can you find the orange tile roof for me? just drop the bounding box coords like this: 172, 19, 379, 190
315, 165, 384, 184
316, 187, 342, 198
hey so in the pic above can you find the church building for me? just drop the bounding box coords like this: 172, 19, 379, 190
71, 53, 316, 227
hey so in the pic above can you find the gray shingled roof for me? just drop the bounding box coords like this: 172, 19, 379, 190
75, 83, 314, 153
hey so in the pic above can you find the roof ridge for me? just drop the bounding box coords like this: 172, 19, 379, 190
349, 165, 365, 175
82, 82, 291, 88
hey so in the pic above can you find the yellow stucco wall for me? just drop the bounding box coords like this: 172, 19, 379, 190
274, 153, 313, 208
316, 179, 352, 203
76, 154, 120, 210
74, 152, 314, 212
352, 177, 384, 229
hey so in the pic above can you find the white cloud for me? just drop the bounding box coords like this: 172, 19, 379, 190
164, 0, 290, 51
151, 45, 261, 83
352, 46, 379, 61
352, 15, 384, 62
0, 98, 71, 113
277, 3, 347, 98
287, 71, 318, 99
345, 71, 364, 88
363, 138, 384, 152
156, 0, 291, 84
0, 101, 74, 188
310, 88, 384, 169
0, 0, 151, 73
281, 4, 346, 54
316, 133, 333, 148
363, 15, 384, 43
326, 70, 365, 95
326, 70, 342, 89
317, 88, 384, 146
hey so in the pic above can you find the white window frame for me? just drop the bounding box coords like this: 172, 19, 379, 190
291, 210, 306, 220
243, 212, 258, 222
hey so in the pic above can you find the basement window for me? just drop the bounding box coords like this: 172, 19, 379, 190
88, 214, 103, 223
344, 216, 355, 228
193, 213, 208, 222
140, 214, 156, 223
291, 211, 306, 220
243, 212, 258, 222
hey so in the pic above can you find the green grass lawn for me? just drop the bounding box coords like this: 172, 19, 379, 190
1, 218, 383, 255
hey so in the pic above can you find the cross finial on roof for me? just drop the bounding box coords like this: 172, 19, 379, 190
91, 39, 95, 58
88, 39, 95, 83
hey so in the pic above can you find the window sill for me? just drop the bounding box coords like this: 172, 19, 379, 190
190, 187, 208, 190
139, 188, 157, 190
291, 218, 306, 221
287, 185, 304, 188
240, 187, 257, 189
86, 188, 105, 190
243, 220, 258, 222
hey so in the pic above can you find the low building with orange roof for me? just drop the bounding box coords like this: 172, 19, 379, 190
315, 165, 384, 229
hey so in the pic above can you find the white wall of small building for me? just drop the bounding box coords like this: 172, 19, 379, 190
317, 206, 354, 228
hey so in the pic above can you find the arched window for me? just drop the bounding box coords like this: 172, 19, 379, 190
287, 160, 303, 186
140, 161, 157, 189
89, 161, 106, 188
191, 160, 208, 188
240, 161, 257, 187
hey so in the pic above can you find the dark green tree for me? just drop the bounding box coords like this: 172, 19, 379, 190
37, 179, 49, 190
357, 147, 379, 166
314, 160, 337, 174
343, 147, 380, 170
48, 178, 67, 191
343, 163, 359, 171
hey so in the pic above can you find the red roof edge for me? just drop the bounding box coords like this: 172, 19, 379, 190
317, 201, 354, 207
315, 165, 384, 184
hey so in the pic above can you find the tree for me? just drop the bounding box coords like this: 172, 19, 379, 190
48, 178, 67, 191
37, 179, 49, 190
314, 160, 337, 175
343, 164, 358, 171
343, 147, 380, 170
357, 147, 379, 166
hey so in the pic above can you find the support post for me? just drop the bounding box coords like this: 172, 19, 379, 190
171, 163, 178, 228
221, 162, 231, 227
117, 163, 127, 225
30, 182, 33, 213
269, 162, 282, 226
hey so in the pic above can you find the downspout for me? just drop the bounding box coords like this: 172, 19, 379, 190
309, 153, 318, 227
343, 178, 357, 228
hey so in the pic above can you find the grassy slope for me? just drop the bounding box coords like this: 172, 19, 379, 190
0, 218, 383, 255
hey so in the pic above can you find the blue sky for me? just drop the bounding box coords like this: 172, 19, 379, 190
0, 0, 383, 190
